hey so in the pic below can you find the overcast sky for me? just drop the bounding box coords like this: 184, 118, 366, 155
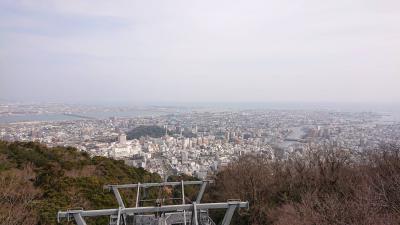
0, 0, 399, 104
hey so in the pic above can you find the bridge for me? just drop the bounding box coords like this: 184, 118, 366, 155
63, 112, 96, 120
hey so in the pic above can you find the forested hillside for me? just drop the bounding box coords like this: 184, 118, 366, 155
0, 141, 161, 225
205, 144, 400, 225
1, 141, 400, 225
126, 125, 166, 140
126, 125, 196, 140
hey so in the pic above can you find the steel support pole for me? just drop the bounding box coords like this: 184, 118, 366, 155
221, 203, 238, 225
135, 183, 141, 208
72, 213, 87, 225
116, 207, 122, 225
112, 187, 125, 208
195, 181, 208, 203
191, 202, 198, 225
181, 180, 187, 225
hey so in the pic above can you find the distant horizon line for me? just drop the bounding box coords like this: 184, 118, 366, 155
1, 100, 400, 105
2, 100, 400, 112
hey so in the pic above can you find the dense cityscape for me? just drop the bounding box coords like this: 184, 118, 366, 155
1, 103, 399, 179
2, 0, 400, 224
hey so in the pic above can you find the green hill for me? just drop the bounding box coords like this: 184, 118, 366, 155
126, 125, 197, 140
126, 125, 166, 140
0, 141, 161, 225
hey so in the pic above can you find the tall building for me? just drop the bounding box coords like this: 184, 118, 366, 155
181, 151, 188, 163
118, 133, 127, 145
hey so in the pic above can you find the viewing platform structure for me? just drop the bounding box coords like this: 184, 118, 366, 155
57, 180, 249, 225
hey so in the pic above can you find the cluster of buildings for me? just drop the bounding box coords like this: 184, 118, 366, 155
1, 104, 400, 179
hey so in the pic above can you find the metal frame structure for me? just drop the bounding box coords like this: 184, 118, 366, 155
57, 180, 248, 225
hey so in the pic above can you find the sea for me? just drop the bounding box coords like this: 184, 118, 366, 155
0, 110, 171, 124
1, 102, 399, 124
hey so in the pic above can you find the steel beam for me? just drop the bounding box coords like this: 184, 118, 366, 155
195, 181, 209, 203
221, 202, 241, 225
104, 180, 214, 190
112, 187, 125, 208
72, 213, 87, 225
191, 202, 198, 225
181, 180, 187, 225
116, 207, 121, 225
135, 182, 140, 208
58, 201, 249, 218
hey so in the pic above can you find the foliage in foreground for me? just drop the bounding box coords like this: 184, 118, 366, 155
0, 141, 161, 225
2, 140, 400, 225
206, 144, 400, 225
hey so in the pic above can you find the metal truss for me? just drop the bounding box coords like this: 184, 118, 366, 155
57, 180, 248, 225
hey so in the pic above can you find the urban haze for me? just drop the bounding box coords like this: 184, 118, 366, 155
1, 1, 400, 225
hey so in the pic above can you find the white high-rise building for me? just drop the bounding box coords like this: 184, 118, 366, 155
118, 133, 127, 145
181, 151, 188, 163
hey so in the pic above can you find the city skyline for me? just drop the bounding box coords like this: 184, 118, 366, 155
1, 0, 400, 103
1, 2, 400, 224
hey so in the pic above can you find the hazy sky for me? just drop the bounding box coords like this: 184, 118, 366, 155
1, 0, 400, 104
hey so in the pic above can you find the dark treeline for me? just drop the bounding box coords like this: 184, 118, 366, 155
205, 144, 400, 225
